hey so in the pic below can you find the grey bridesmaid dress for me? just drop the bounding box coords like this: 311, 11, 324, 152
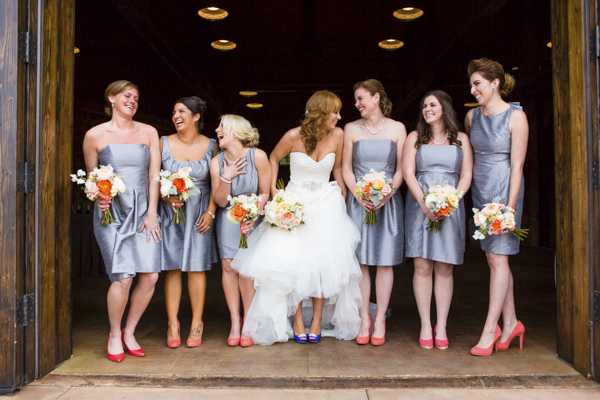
404, 145, 466, 265
160, 137, 218, 272
470, 104, 525, 255
215, 147, 260, 259
93, 144, 161, 282
346, 139, 404, 266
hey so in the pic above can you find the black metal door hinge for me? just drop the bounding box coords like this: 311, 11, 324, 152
17, 162, 35, 193
18, 29, 37, 64
17, 293, 35, 328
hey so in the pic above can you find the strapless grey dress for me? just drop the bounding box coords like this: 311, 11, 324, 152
160, 137, 218, 272
93, 144, 161, 282
405, 145, 466, 265
346, 139, 404, 266
470, 104, 525, 255
215, 148, 260, 259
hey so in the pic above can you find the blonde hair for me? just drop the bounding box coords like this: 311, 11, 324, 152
353, 79, 392, 117
467, 58, 515, 97
104, 80, 139, 116
220, 114, 259, 147
300, 90, 342, 155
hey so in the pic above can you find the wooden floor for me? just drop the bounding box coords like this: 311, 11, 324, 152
40, 243, 598, 389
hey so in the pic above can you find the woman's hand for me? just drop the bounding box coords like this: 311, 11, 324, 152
241, 219, 255, 235
96, 198, 111, 212
222, 157, 248, 180
354, 193, 374, 212
139, 213, 161, 243
196, 212, 214, 234
373, 192, 394, 211
420, 203, 441, 221
162, 195, 184, 213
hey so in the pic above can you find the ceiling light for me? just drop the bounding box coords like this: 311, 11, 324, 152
239, 91, 258, 97
211, 40, 236, 51
246, 103, 263, 109
198, 7, 228, 21
464, 102, 479, 108
547, 42, 552, 48
393, 7, 424, 21
378, 39, 404, 51
74, 47, 80, 54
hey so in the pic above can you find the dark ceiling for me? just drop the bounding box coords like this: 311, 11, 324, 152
74, 0, 552, 152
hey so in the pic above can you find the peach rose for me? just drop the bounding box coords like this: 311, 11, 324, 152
482, 203, 500, 217
97, 180, 112, 198
172, 178, 187, 193
474, 212, 487, 227
277, 202, 291, 212
381, 184, 392, 196
282, 211, 294, 222
230, 204, 247, 221
96, 169, 112, 181
362, 183, 372, 195
490, 218, 504, 234
437, 204, 451, 216
371, 178, 385, 190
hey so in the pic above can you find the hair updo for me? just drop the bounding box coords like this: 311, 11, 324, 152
175, 96, 207, 132
104, 80, 139, 116
219, 114, 260, 148
467, 58, 515, 97
353, 79, 392, 117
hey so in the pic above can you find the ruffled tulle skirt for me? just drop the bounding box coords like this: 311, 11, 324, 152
231, 183, 362, 345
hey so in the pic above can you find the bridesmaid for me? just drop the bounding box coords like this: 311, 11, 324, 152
465, 58, 529, 356
82, 80, 161, 362
403, 90, 473, 350
342, 79, 407, 345
209, 115, 271, 347
160, 96, 218, 348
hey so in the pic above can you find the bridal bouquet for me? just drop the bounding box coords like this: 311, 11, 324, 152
70, 165, 126, 225
264, 179, 305, 232
157, 167, 200, 223
423, 182, 464, 232
472, 197, 529, 241
226, 194, 264, 248
353, 169, 395, 224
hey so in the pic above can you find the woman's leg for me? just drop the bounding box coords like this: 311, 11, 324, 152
164, 269, 182, 341
221, 258, 242, 339
293, 301, 306, 335
309, 297, 324, 336
413, 258, 434, 340
373, 265, 393, 338
357, 264, 371, 337
107, 277, 133, 354
188, 271, 207, 339
433, 262, 454, 340
122, 272, 159, 350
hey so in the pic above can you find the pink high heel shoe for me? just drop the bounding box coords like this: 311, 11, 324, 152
419, 329, 434, 349
356, 317, 372, 345
470, 325, 502, 356
434, 325, 449, 350
497, 321, 525, 351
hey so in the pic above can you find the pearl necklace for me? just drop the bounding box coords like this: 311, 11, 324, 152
431, 131, 448, 145
364, 117, 385, 135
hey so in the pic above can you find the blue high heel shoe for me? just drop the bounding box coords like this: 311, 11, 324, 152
308, 332, 321, 343
294, 333, 307, 343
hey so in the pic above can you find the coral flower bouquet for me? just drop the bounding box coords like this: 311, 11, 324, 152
226, 193, 264, 248
70, 164, 126, 225
264, 179, 306, 232
423, 182, 464, 232
157, 167, 200, 224
472, 196, 529, 241
353, 169, 395, 224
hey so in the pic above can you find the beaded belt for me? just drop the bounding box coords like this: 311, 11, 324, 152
302, 181, 323, 191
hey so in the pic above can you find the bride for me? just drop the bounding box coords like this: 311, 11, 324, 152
231, 90, 362, 345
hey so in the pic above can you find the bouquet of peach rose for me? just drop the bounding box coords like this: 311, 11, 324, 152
423, 182, 464, 232
157, 167, 200, 224
70, 165, 126, 225
472, 196, 529, 241
353, 169, 395, 224
226, 193, 264, 248
264, 179, 306, 232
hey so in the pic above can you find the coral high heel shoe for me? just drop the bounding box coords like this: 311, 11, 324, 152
228, 318, 242, 346
167, 321, 181, 348
356, 317, 372, 345
122, 333, 145, 357
240, 336, 254, 347
434, 326, 449, 350
470, 325, 502, 356
107, 336, 124, 363
371, 321, 386, 346
497, 321, 525, 351
419, 329, 434, 349
187, 323, 203, 348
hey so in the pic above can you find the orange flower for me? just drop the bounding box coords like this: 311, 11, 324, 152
282, 211, 294, 222
362, 183, 372, 195
97, 180, 112, 198
437, 204, 451, 216
172, 178, 187, 193
230, 204, 247, 221
490, 218, 504, 234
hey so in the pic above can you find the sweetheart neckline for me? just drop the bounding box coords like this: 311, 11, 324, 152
290, 152, 335, 163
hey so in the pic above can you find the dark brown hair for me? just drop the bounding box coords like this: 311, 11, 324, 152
175, 96, 207, 132
415, 90, 462, 149
353, 79, 392, 117
467, 58, 515, 97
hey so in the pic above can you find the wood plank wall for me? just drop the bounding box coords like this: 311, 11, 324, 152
551, 0, 593, 377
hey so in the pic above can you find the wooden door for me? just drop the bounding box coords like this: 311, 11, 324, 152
0, 0, 74, 392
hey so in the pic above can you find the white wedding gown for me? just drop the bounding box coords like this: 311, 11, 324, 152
231, 152, 362, 345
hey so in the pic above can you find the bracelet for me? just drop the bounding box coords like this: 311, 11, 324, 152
207, 211, 215, 219
220, 176, 232, 184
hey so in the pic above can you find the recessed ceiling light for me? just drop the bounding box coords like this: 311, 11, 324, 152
464, 102, 479, 108
198, 7, 228, 21
246, 103, 263, 109
547, 42, 552, 48
211, 40, 236, 51
378, 39, 404, 50
74, 47, 80, 54
239, 91, 258, 97
393, 7, 424, 21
